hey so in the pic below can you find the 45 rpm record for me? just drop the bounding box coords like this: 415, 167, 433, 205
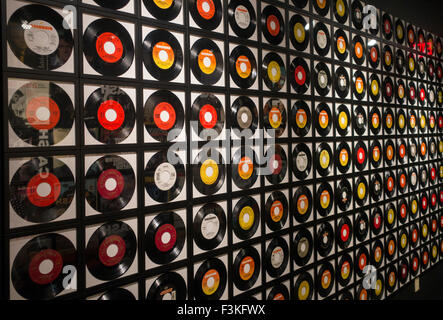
266, 237, 289, 278
144, 150, 185, 203
228, 0, 256, 39
7, 4, 74, 71
411, 251, 420, 276
384, 108, 394, 134
94, 0, 130, 9
146, 272, 187, 300
383, 45, 393, 72
353, 105, 367, 136
293, 227, 313, 266
382, 14, 393, 40
355, 246, 369, 277
293, 186, 313, 223
337, 216, 352, 249
144, 0, 182, 21
334, 28, 349, 61
193, 148, 225, 195
371, 239, 384, 267
355, 211, 369, 242
336, 141, 351, 174
291, 100, 311, 137
292, 143, 312, 180
334, 0, 348, 23
352, 35, 365, 65
316, 182, 333, 217
316, 142, 333, 177
396, 49, 405, 74
313, 22, 330, 56
231, 96, 258, 136
399, 258, 409, 284
417, 57, 426, 79
317, 261, 334, 297
145, 212, 185, 264
261, 5, 284, 45
85, 86, 135, 144
289, 57, 310, 94
10, 157, 75, 223
267, 284, 290, 300
143, 29, 183, 81
289, 14, 310, 51
233, 246, 260, 290
351, 0, 363, 30
83, 19, 134, 76
190, 38, 223, 85
335, 67, 350, 98
99, 288, 136, 301
408, 52, 416, 76
85, 155, 135, 213
384, 171, 396, 197
395, 19, 405, 44
294, 272, 314, 300
194, 258, 227, 300
385, 203, 396, 230
398, 200, 408, 224
386, 265, 397, 292
262, 52, 286, 91
336, 179, 352, 212
191, 93, 225, 139
314, 0, 330, 16
316, 221, 334, 257
355, 176, 368, 206
370, 140, 382, 168
233, 196, 260, 239
144, 90, 184, 142
193, 203, 226, 251
264, 145, 287, 184
232, 147, 258, 189
370, 173, 383, 201
354, 141, 367, 171
368, 43, 380, 69
292, 0, 308, 8
85, 221, 136, 281
385, 234, 397, 261
189, 0, 222, 30
396, 79, 406, 103
371, 207, 383, 235
337, 253, 353, 286
398, 169, 407, 192
397, 108, 407, 134
264, 99, 286, 137
315, 102, 332, 136
229, 45, 257, 88
314, 62, 331, 96
8, 81, 74, 146
369, 74, 380, 101
352, 70, 366, 100
265, 191, 288, 232
11, 233, 77, 300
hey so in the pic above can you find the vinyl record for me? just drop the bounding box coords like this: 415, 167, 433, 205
231, 96, 258, 136
337, 253, 353, 286
193, 203, 226, 251
143, 0, 182, 21
143, 29, 183, 81
417, 57, 426, 79
352, 70, 366, 100
189, 0, 223, 30
355, 176, 368, 206
384, 170, 396, 198
232, 147, 258, 189
383, 76, 394, 102
233, 246, 260, 291
369, 74, 380, 101
190, 38, 223, 85
191, 93, 225, 139
289, 14, 310, 51
7, 4, 74, 71
395, 49, 405, 74
94, 0, 130, 9
397, 200, 408, 224
370, 173, 383, 201
398, 258, 409, 284
265, 191, 288, 232
371, 207, 383, 235
336, 179, 352, 212
229, 45, 257, 88
11, 233, 77, 300
145, 212, 186, 264
293, 228, 313, 266
334, 67, 350, 98
316, 221, 334, 257
397, 168, 407, 192
396, 108, 407, 134
354, 141, 367, 171
292, 0, 309, 8
418, 84, 427, 106
369, 140, 382, 168
264, 99, 286, 137
335, 104, 350, 136
233, 196, 260, 239
410, 223, 419, 247
355, 211, 369, 242
314, 0, 330, 16
371, 239, 384, 268
144, 90, 184, 142
396, 79, 406, 103
317, 261, 334, 297
262, 52, 286, 91
368, 43, 380, 69
85, 221, 136, 281
316, 182, 333, 217
228, 0, 256, 39
382, 14, 393, 40
267, 284, 290, 300
294, 272, 314, 300
384, 108, 394, 134
264, 145, 288, 184
408, 52, 416, 76
313, 62, 331, 96
386, 265, 397, 292
316, 142, 333, 177
313, 22, 330, 56
355, 246, 369, 277
315, 102, 332, 136
83, 19, 134, 76
395, 19, 405, 44
291, 100, 311, 137
8, 81, 75, 146
337, 216, 352, 249
351, 0, 364, 30
146, 272, 187, 300
84, 86, 135, 144
334, 0, 349, 23
352, 35, 365, 65
386, 234, 397, 261
407, 24, 415, 47
265, 237, 289, 278
353, 105, 367, 136
144, 150, 185, 203
411, 251, 420, 276
293, 186, 313, 223
85, 155, 135, 213
193, 148, 225, 195
336, 141, 351, 174
292, 143, 312, 180
334, 28, 349, 61
98, 288, 136, 300
261, 5, 284, 45
356, 284, 369, 301
289, 57, 310, 94
194, 258, 227, 300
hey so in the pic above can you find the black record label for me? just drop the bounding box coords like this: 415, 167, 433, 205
294, 272, 314, 300
233, 246, 260, 290
144, 0, 183, 21
191, 93, 225, 139
336, 141, 351, 174
264, 145, 288, 184
233, 196, 260, 239
85, 155, 135, 213
292, 143, 312, 180
334, 66, 350, 98
261, 5, 284, 45
144, 150, 185, 203
334, 29, 349, 61
293, 186, 313, 223
194, 258, 227, 300
289, 14, 310, 51
231, 96, 258, 136
85, 86, 135, 144
193, 148, 225, 195
229, 45, 257, 89
352, 70, 366, 100
7, 4, 74, 71
336, 179, 352, 212
316, 182, 333, 217
313, 22, 331, 56
232, 147, 258, 189
190, 38, 223, 85
265, 237, 289, 278
290, 57, 310, 94
370, 173, 383, 201
314, 62, 331, 96
193, 203, 226, 251
265, 191, 288, 232
316, 142, 333, 177
8, 81, 74, 147
99, 288, 136, 300
291, 100, 311, 137
293, 228, 313, 266
145, 212, 186, 264
262, 52, 286, 91
334, 0, 348, 23
83, 19, 134, 76
315, 102, 332, 136
317, 261, 334, 297
85, 221, 137, 280
316, 222, 334, 257
146, 272, 187, 300
228, 0, 256, 39
352, 35, 365, 65
189, 0, 223, 30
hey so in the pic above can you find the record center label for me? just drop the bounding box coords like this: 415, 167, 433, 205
26, 172, 61, 207
271, 246, 284, 268
96, 32, 123, 64
236, 55, 252, 78
201, 213, 220, 240
154, 162, 177, 191
28, 249, 63, 285
295, 66, 306, 85
202, 269, 220, 295
239, 256, 255, 281
200, 159, 219, 185
234, 5, 251, 29
98, 235, 126, 267
27, 97, 60, 130
267, 61, 281, 83
199, 104, 218, 129
97, 100, 125, 131
296, 109, 308, 128
24, 20, 59, 56
154, 0, 173, 9
153, 42, 175, 70
197, 0, 216, 20
198, 49, 217, 75
239, 206, 254, 230
238, 156, 254, 180
155, 223, 177, 252
270, 201, 283, 222
267, 15, 280, 37
97, 169, 125, 200
154, 102, 176, 130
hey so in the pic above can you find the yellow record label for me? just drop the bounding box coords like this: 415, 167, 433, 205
357, 182, 366, 200
411, 200, 418, 215
398, 114, 405, 129
341, 261, 350, 280
387, 209, 395, 224
200, 159, 219, 185
401, 234, 407, 248
337, 36, 346, 54
296, 109, 308, 129
336, 0, 345, 16
298, 280, 310, 300
375, 279, 383, 296
153, 42, 175, 70
397, 25, 403, 39
294, 23, 306, 43
338, 111, 348, 130
422, 224, 428, 238
420, 115, 426, 128
371, 79, 379, 95
154, 0, 173, 9
389, 272, 395, 287
409, 57, 415, 71
239, 206, 255, 230
202, 269, 220, 296
319, 149, 330, 169
372, 113, 380, 129
267, 61, 281, 84
320, 190, 330, 209
386, 114, 393, 128
269, 107, 282, 129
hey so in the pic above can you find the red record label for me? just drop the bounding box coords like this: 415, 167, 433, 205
384, 19, 391, 34
199, 104, 218, 129
26, 173, 61, 208
269, 153, 283, 175
387, 177, 394, 192
431, 193, 437, 206
26, 97, 61, 130
197, 0, 216, 20
154, 102, 176, 131
357, 147, 365, 165
412, 257, 419, 271
97, 100, 125, 131
358, 253, 367, 271
370, 47, 378, 62
28, 249, 63, 285
431, 167, 436, 180
420, 88, 426, 101
267, 15, 280, 37
412, 229, 418, 242
400, 204, 407, 219
98, 235, 126, 267
399, 144, 406, 158
439, 116, 443, 129
97, 169, 125, 200
295, 65, 306, 86
440, 215, 443, 228
399, 174, 406, 188
440, 191, 443, 204
422, 196, 428, 210
409, 86, 415, 99
96, 32, 124, 64
385, 82, 392, 97
432, 219, 437, 232
154, 224, 177, 252
340, 223, 350, 242
373, 213, 381, 229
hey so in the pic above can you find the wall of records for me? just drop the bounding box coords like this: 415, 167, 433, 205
1, 0, 443, 301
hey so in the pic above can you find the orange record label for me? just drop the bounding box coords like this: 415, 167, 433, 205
355, 77, 364, 93
238, 156, 253, 180
297, 194, 309, 215
355, 42, 363, 58
267, 15, 280, 36
319, 110, 329, 129
337, 36, 346, 54
296, 109, 307, 128
269, 107, 282, 129
236, 55, 252, 79
320, 190, 330, 209
153, 42, 175, 70
271, 201, 284, 222
372, 146, 380, 162
198, 49, 217, 75
202, 269, 220, 296
239, 256, 255, 281
96, 32, 123, 64
197, 0, 216, 20
321, 269, 331, 289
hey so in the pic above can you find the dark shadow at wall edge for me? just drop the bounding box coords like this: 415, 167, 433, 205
365, 0, 443, 36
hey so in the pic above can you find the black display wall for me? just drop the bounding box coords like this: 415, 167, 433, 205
1, 0, 443, 301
